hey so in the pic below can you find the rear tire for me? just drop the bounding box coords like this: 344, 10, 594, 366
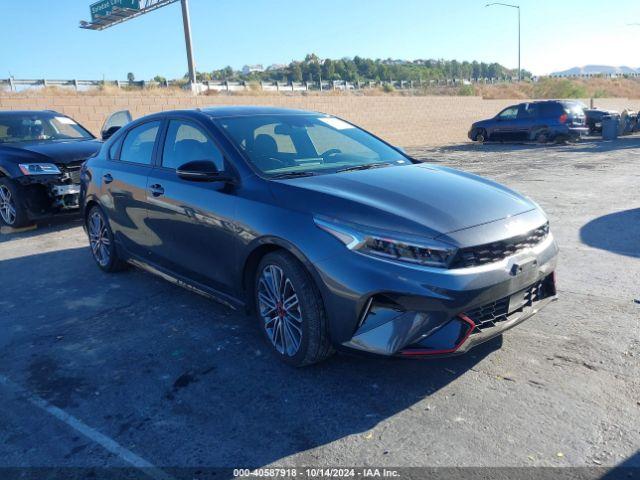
86, 205, 128, 272
0, 178, 29, 229
536, 130, 550, 144
254, 251, 333, 367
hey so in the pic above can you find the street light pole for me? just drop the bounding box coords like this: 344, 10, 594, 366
180, 0, 197, 89
486, 3, 521, 81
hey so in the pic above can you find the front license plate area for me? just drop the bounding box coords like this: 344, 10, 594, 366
508, 289, 528, 314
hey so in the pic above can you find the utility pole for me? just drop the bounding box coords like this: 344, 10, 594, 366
181, 0, 197, 90
486, 3, 521, 81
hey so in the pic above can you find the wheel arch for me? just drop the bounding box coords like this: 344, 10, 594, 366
83, 195, 102, 221
530, 125, 550, 141
241, 236, 327, 314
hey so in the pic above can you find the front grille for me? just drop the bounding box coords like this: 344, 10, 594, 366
464, 275, 554, 335
57, 162, 84, 184
450, 222, 549, 268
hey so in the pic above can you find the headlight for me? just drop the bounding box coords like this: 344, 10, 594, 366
18, 163, 61, 175
314, 217, 457, 268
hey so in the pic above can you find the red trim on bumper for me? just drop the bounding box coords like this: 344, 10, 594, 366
399, 314, 476, 356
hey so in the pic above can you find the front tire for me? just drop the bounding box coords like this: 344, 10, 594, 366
86, 205, 128, 272
254, 251, 333, 367
474, 128, 487, 143
0, 178, 29, 228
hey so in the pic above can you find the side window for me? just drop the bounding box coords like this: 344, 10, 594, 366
540, 103, 563, 117
162, 120, 224, 171
120, 121, 160, 165
108, 135, 124, 160
518, 103, 539, 119
497, 106, 519, 120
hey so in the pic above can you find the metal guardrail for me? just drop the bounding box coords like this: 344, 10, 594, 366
549, 72, 640, 79
0, 77, 519, 93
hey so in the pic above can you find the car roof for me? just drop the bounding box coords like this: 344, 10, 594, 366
200, 106, 323, 118
129, 106, 326, 125
0, 110, 62, 116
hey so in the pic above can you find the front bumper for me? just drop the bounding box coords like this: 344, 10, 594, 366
313, 219, 559, 357
15, 168, 82, 217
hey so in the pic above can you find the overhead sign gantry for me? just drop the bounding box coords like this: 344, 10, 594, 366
80, 0, 197, 89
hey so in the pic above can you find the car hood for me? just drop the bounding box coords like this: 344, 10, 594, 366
472, 118, 494, 128
271, 163, 536, 240
0, 139, 102, 165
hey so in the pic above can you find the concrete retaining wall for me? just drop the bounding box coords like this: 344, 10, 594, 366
1, 94, 638, 147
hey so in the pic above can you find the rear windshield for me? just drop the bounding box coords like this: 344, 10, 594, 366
539, 103, 565, 117
0, 114, 93, 144
562, 102, 587, 116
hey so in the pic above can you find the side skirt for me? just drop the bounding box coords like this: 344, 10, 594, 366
127, 256, 246, 312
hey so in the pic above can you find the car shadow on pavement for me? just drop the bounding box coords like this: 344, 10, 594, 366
0, 214, 82, 242
0, 246, 502, 469
580, 209, 640, 258
412, 135, 640, 155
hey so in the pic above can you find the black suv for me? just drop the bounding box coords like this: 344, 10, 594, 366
469, 100, 588, 143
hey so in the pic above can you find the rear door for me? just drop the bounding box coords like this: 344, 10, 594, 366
516, 103, 539, 141
102, 120, 161, 255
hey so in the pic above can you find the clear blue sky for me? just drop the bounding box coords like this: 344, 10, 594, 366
2, 0, 638, 79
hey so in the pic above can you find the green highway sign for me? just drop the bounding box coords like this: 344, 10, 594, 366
90, 0, 141, 21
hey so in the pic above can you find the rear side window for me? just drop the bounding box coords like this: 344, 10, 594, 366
518, 103, 539, 119
162, 120, 224, 171
539, 103, 564, 117
108, 135, 124, 160
120, 121, 160, 165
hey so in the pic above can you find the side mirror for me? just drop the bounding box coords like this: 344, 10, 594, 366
176, 160, 232, 183
101, 125, 121, 141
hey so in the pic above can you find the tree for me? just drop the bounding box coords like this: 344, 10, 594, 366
289, 62, 303, 82
322, 59, 336, 81
127, 72, 135, 82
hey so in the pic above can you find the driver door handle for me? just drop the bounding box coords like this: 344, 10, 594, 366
150, 184, 164, 197
103, 173, 113, 184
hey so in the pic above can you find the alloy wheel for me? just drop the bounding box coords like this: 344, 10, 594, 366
88, 210, 111, 267
0, 185, 17, 225
257, 264, 303, 357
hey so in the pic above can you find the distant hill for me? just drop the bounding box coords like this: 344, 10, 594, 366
551, 65, 639, 76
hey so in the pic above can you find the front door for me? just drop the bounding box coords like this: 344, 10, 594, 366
145, 118, 238, 294
491, 106, 520, 141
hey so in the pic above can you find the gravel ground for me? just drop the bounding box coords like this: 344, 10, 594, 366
0, 137, 638, 477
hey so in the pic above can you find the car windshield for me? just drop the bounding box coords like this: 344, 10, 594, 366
0, 113, 93, 144
215, 114, 409, 177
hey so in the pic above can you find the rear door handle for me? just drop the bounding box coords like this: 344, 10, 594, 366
103, 173, 113, 184
150, 184, 164, 197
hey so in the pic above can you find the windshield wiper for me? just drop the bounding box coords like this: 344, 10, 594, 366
336, 162, 393, 173
270, 171, 318, 179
